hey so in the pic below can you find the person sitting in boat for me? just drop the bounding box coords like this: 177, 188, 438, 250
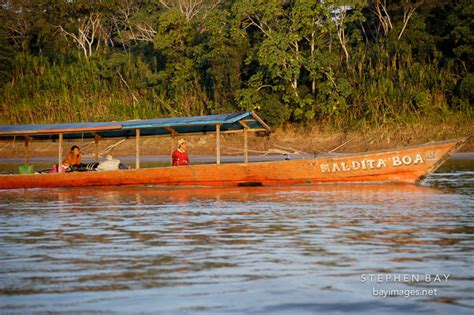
172, 139, 189, 166
52, 145, 81, 173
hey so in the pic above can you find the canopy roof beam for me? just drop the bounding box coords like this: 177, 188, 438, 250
0, 127, 269, 142
164, 127, 177, 135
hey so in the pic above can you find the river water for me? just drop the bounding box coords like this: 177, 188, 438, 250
0, 159, 473, 314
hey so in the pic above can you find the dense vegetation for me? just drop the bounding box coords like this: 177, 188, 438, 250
0, 0, 472, 127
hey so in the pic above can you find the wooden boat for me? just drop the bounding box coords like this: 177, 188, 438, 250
0, 138, 466, 189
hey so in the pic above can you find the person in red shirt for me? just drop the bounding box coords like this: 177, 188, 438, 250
172, 139, 189, 166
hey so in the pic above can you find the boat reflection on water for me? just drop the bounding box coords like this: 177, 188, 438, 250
0, 182, 445, 206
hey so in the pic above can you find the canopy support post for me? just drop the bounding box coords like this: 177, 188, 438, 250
94, 134, 100, 162
238, 121, 249, 164
135, 128, 140, 169
58, 133, 63, 173
170, 136, 174, 157
24, 137, 30, 166
166, 127, 177, 163
243, 128, 248, 164
216, 124, 221, 164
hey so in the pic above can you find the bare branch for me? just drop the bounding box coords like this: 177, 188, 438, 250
372, 0, 392, 36
159, 0, 221, 21
335, 7, 349, 64
245, 16, 271, 36
127, 22, 157, 42
398, 0, 423, 40
56, 12, 104, 58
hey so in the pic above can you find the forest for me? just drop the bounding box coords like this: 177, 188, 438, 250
0, 0, 472, 128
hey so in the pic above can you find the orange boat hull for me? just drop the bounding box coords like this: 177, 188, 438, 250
0, 139, 466, 189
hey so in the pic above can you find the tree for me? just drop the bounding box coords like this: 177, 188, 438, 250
53, 1, 122, 58
57, 12, 105, 58
115, 0, 161, 44
292, 0, 334, 95
158, 0, 221, 21
233, 0, 303, 118
0, 26, 16, 87
367, 0, 423, 41
196, 6, 246, 112
1, 0, 35, 51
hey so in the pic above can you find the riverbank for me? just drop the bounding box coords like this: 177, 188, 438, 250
0, 120, 472, 160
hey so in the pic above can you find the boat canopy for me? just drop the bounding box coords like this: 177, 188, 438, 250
0, 112, 271, 141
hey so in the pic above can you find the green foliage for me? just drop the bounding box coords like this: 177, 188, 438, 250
236, 79, 291, 126
0, 0, 472, 128
445, 0, 473, 69
0, 32, 16, 87
196, 8, 246, 113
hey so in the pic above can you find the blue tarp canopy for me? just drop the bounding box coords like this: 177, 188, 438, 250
0, 112, 271, 141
